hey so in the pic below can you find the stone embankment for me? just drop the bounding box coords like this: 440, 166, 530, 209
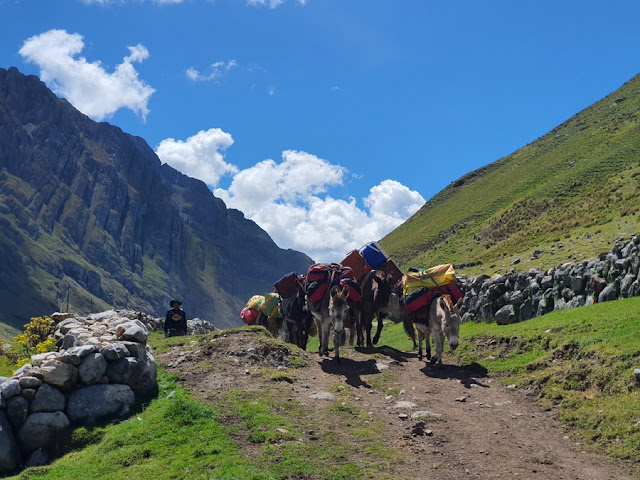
457, 234, 640, 325
0, 310, 159, 474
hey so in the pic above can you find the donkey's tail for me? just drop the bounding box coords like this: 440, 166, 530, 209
402, 314, 417, 350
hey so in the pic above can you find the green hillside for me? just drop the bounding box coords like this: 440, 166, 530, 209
381, 74, 640, 274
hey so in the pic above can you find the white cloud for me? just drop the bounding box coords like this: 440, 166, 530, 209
155, 128, 238, 187
248, 0, 285, 8
186, 60, 237, 82
214, 150, 425, 262
19, 29, 155, 121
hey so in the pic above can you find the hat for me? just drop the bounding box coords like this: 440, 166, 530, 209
170, 300, 182, 307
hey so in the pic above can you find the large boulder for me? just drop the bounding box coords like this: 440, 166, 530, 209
1, 379, 21, 399
495, 305, 516, 325
7, 396, 29, 429
598, 285, 617, 303
78, 353, 107, 385
0, 411, 22, 474
38, 360, 78, 390
99, 342, 130, 361
135, 347, 158, 396
18, 412, 70, 452
31, 384, 66, 413
115, 320, 149, 343
66, 384, 135, 425
105, 356, 144, 387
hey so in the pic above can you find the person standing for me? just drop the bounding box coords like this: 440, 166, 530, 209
165, 300, 187, 337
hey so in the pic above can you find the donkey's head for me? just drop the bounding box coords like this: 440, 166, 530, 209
371, 271, 394, 314
439, 295, 461, 351
329, 285, 351, 335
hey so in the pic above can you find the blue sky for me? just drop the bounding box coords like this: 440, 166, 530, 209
2, 0, 640, 262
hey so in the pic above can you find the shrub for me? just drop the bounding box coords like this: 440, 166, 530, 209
2, 316, 57, 365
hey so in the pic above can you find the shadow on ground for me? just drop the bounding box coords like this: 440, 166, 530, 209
319, 357, 381, 389
354, 344, 416, 363
419, 361, 489, 389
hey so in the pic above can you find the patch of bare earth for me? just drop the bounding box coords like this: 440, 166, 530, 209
158, 332, 639, 479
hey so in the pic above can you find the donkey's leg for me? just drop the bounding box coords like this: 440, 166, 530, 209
314, 317, 324, 356
426, 332, 432, 361
321, 317, 331, 357
300, 312, 312, 351
353, 303, 364, 347
372, 311, 384, 345
430, 328, 444, 367
417, 325, 424, 361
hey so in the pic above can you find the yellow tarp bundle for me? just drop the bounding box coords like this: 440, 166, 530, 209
258, 292, 281, 318
402, 264, 456, 296
245, 295, 264, 311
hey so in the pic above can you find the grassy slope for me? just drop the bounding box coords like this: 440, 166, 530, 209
381, 74, 640, 274
9, 299, 639, 478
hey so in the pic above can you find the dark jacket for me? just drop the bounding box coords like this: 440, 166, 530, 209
165, 308, 187, 335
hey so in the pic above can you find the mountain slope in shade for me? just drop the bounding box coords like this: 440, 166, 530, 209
0, 67, 312, 329
381, 73, 640, 274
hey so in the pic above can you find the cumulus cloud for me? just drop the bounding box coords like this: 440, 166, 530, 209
214, 150, 425, 262
156, 128, 238, 187
186, 60, 237, 82
19, 29, 155, 121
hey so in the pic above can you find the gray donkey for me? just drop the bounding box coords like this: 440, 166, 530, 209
308, 283, 351, 363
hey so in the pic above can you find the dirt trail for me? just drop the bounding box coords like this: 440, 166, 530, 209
158, 334, 638, 480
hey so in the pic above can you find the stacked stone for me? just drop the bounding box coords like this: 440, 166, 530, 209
0, 310, 157, 475
457, 235, 640, 325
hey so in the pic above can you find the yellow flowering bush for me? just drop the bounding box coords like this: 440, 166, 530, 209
2, 316, 57, 366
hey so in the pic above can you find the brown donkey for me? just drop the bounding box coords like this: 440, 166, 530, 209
355, 270, 394, 348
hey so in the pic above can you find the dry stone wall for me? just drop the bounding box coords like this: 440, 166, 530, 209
0, 310, 157, 475
456, 235, 640, 324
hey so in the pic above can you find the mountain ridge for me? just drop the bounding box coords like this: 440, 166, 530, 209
0, 67, 312, 329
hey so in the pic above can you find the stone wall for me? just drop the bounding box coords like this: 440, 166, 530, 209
0, 310, 157, 474
457, 235, 640, 324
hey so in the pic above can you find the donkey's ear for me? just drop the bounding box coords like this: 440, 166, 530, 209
455, 297, 463, 310
341, 285, 350, 297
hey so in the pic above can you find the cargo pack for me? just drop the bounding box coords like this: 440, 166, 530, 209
377, 258, 404, 286
274, 272, 300, 298
402, 264, 456, 296
305, 263, 361, 302
340, 250, 373, 281
258, 292, 282, 318
359, 241, 388, 269
400, 282, 463, 313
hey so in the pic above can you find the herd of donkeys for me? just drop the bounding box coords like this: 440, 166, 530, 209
240, 242, 464, 365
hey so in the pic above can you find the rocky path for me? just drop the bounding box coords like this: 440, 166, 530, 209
309, 348, 638, 480
158, 334, 638, 480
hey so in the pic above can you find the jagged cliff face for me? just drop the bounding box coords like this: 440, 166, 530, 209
0, 67, 312, 329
